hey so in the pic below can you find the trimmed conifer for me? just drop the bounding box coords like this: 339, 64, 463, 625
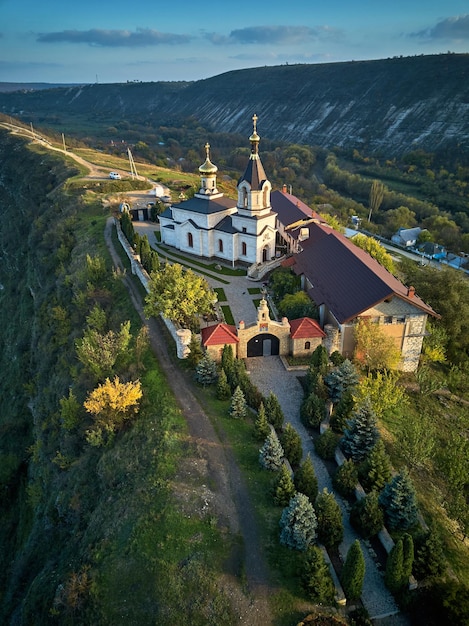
194, 352, 218, 386
359, 439, 392, 492
315, 488, 344, 549
379, 468, 419, 531
385, 539, 404, 592
221, 343, 234, 382
325, 358, 359, 404
229, 385, 247, 419
309, 344, 329, 375
300, 391, 326, 428
330, 390, 354, 433
259, 430, 284, 471
273, 463, 296, 506
340, 398, 379, 463
279, 493, 317, 551
216, 367, 231, 400
341, 540, 366, 600
254, 402, 270, 440
314, 428, 339, 460
300, 546, 335, 604
350, 491, 384, 538
280, 423, 303, 468
402, 533, 414, 583
264, 391, 284, 429
294, 454, 318, 502
333, 459, 358, 497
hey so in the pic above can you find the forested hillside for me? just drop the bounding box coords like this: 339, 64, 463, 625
0, 53, 468, 157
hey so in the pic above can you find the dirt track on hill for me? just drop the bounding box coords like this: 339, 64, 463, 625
104, 218, 274, 625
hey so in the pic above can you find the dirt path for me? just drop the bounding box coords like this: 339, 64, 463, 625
104, 219, 274, 625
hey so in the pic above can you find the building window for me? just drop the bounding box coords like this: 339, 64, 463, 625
218, 239, 223, 253
396, 316, 406, 324
188, 232, 193, 248
242, 188, 248, 208
242, 242, 247, 256
384, 316, 393, 324
242, 227, 247, 233
305, 341, 311, 350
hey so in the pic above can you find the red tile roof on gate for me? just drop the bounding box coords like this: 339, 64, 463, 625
289, 317, 326, 339
201, 323, 239, 346
291, 222, 438, 324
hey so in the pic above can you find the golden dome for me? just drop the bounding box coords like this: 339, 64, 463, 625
199, 142, 218, 174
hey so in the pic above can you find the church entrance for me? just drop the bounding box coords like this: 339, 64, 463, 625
247, 333, 280, 357
262, 246, 268, 262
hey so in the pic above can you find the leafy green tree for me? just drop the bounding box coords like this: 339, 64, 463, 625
216, 368, 231, 401
353, 371, 405, 420
333, 459, 358, 497
76, 320, 132, 381
314, 429, 339, 460
269, 267, 301, 301
368, 179, 385, 222
385, 539, 404, 592
315, 488, 344, 549
350, 491, 384, 538
294, 455, 318, 502
278, 291, 318, 320
195, 352, 218, 387
59, 388, 81, 430
353, 233, 395, 274
186, 333, 204, 366
259, 430, 284, 471
325, 359, 359, 403
280, 423, 303, 467
229, 385, 247, 419
341, 540, 366, 600
383, 205, 417, 238
254, 402, 270, 440
340, 399, 379, 463
279, 493, 317, 551
300, 391, 326, 428
300, 546, 335, 604
379, 469, 419, 531
144, 263, 215, 330
264, 391, 284, 430
354, 319, 401, 372
359, 439, 392, 492
273, 463, 296, 506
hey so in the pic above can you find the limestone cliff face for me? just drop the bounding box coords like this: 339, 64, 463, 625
1, 54, 468, 156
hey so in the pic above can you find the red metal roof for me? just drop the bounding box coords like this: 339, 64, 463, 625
289, 317, 326, 339
201, 323, 239, 346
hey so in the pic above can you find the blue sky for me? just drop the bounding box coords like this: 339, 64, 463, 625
1, 0, 468, 84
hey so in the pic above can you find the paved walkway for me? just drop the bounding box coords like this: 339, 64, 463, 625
133, 222, 408, 624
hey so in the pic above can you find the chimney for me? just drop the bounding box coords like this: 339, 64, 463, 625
407, 286, 415, 298
282, 184, 287, 193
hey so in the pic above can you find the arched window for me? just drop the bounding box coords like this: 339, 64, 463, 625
241, 242, 247, 256
218, 239, 223, 253
305, 341, 311, 350
263, 186, 268, 207
242, 187, 248, 208
188, 232, 193, 248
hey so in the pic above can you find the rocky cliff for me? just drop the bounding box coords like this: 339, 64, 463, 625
0, 54, 468, 156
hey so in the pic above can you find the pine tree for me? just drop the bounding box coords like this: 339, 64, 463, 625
325, 359, 359, 404
279, 493, 317, 551
341, 540, 366, 600
294, 455, 318, 502
314, 429, 339, 460
309, 344, 329, 375
254, 402, 270, 440
413, 525, 446, 580
186, 333, 204, 367
315, 488, 344, 549
194, 352, 218, 387
300, 391, 326, 428
216, 367, 231, 400
340, 399, 379, 463
333, 459, 358, 497
330, 390, 354, 433
229, 385, 247, 419
379, 468, 419, 531
280, 423, 303, 467
259, 430, 284, 471
273, 463, 296, 506
301, 546, 335, 604
350, 491, 384, 538
402, 533, 414, 583
264, 391, 284, 430
359, 439, 392, 492
385, 539, 404, 592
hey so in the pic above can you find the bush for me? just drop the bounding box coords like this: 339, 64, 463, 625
314, 429, 338, 460
350, 492, 384, 538
333, 459, 358, 497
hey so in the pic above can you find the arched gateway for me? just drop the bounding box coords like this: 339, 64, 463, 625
247, 333, 280, 357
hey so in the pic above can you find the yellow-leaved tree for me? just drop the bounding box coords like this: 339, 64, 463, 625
354, 319, 401, 372
84, 376, 142, 446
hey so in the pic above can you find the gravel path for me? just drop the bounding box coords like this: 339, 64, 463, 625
246, 356, 409, 625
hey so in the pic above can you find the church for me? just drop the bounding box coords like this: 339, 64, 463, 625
159, 115, 277, 266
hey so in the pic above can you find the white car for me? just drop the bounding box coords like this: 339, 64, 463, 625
109, 172, 121, 180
